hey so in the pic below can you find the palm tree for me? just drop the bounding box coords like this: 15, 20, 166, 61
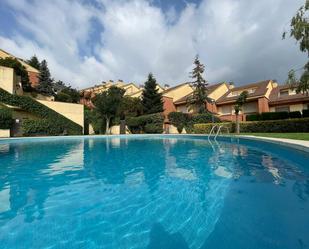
234, 91, 248, 134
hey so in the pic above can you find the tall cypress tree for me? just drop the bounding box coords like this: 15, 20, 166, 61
187, 55, 209, 113
36, 60, 54, 95
27, 55, 40, 70
141, 73, 163, 114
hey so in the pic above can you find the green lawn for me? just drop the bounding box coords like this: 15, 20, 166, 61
238, 133, 309, 141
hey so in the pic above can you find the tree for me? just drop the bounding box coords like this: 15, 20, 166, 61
141, 73, 163, 114
188, 55, 209, 113
119, 96, 143, 118
283, 0, 309, 95
36, 60, 54, 96
93, 86, 125, 134
27, 55, 40, 70
234, 91, 248, 134
54, 81, 80, 103
0, 57, 32, 91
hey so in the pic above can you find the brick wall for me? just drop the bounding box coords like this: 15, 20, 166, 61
28, 71, 39, 87
258, 97, 270, 113
163, 96, 176, 117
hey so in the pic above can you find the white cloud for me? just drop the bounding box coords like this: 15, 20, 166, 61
0, 0, 306, 89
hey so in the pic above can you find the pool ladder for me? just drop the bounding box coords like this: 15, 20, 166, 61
208, 125, 229, 140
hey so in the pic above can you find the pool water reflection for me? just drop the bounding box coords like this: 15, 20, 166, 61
0, 136, 308, 249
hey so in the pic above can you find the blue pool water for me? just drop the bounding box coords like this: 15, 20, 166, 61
0, 135, 308, 249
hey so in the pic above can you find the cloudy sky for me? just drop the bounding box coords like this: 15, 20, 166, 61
0, 0, 307, 89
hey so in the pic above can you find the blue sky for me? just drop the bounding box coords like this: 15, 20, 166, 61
0, 0, 306, 89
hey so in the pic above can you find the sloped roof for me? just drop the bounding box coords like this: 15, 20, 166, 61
161, 83, 189, 94
173, 82, 225, 105
269, 84, 309, 105
216, 80, 271, 105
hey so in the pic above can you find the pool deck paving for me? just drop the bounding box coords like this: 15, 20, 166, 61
236, 135, 309, 152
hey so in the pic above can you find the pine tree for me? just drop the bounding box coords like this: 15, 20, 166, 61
36, 60, 54, 95
141, 73, 163, 114
188, 55, 209, 113
27, 55, 40, 70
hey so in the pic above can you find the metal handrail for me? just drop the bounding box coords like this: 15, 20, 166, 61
214, 125, 229, 140
208, 124, 217, 140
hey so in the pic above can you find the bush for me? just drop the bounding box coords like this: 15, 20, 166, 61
289, 111, 302, 119
247, 112, 290, 121
0, 106, 13, 129
303, 109, 309, 118
126, 113, 163, 134
144, 123, 163, 134
246, 114, 260, 121
168, 112, 190, 133
239, 118, 309, 133
168, 112, 220, 133
55, 92, 72, 103
194, 122, 235, 134
22, 119, 65, 136
0, 88, 82, 135
194, 118, 309, 133
260, 112, 289, 120
191, 113, 220, 124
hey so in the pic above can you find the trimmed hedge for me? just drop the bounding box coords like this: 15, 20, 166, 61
0, 88, 82, 135
168, 112, 220, 133
194, 122, 234, 134
194, 118, 309, 133
0, 106, 13, 129
126, 113, 163, 134
22, 119, 64, 136
238, 118, 309, 133
289, 111, 302, 119
247, 111, 304, 121
303, 109, 309, 118
261, 112, 289, 120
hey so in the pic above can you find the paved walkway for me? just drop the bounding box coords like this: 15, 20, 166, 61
238, 135, 309, 152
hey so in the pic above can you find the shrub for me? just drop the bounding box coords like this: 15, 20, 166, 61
239, 118, 309, 133
260, 112, 289, 120
191, 113, 220, 124
168, 112, 220, 133
246, 114, 260, 121
168, 112, 190, 133
0, 106, 13, 129
22, 119, 64, 136
289, 111, 302, 119
55, 92, 72, 103
126, 113, 163, 134
194, 122, 235, 134
303, 109, 309, 118
144, 123, 163, 134
0, 88, 82, 135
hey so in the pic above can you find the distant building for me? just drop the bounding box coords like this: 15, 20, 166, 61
0, 49, 40, 87
79, 80, 165, 108
0, 51, 84, 137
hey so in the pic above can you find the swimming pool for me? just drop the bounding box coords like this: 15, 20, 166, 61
0, 135, 308, 249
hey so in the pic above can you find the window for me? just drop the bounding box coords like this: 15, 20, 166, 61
219, 105, 232, 114
243, 102, 258, 114
275, 106, 290, 112
227, 88, 256, 98
279, 90, 289, 96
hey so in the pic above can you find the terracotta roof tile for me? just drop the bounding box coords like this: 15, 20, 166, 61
216, 80, 271, 105
173, 82, 225, 105
269, 84, 309, 105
